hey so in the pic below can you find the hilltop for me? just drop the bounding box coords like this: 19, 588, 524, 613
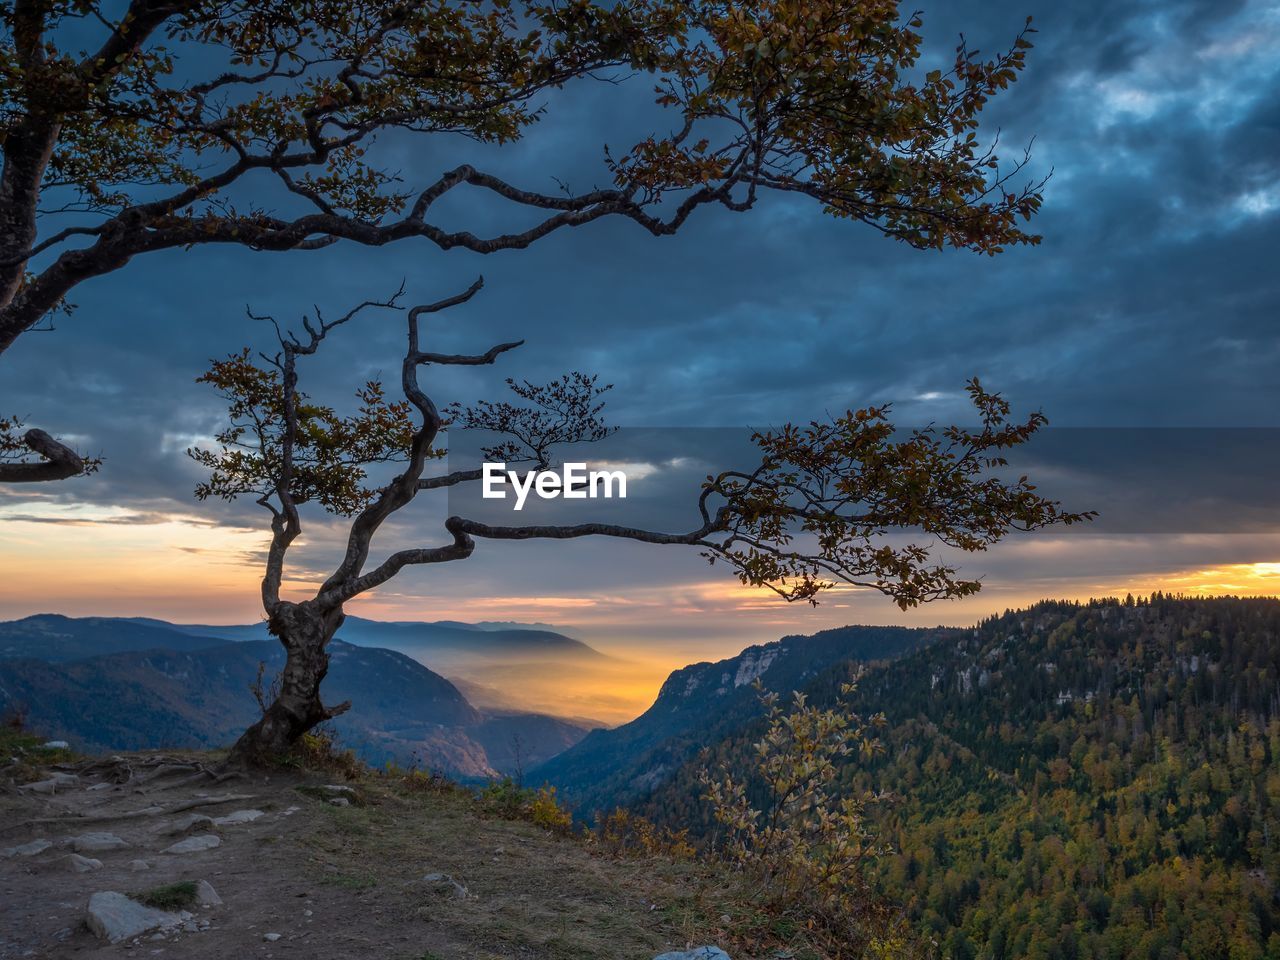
0, 738, 736, 960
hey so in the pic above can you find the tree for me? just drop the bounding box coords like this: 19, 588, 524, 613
1, 0, 1043, 480
191, 281, 1090, 765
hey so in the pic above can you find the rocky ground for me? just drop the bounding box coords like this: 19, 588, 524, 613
0, 749, 734, 960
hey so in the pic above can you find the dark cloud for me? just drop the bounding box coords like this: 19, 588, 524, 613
2, 0, 1278, 634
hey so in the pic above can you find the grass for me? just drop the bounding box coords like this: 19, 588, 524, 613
132, 881, 199, 911
319, 870, 379, 890
295, 783, 367, 806
0, 718, 78, 782
293, 771, 737, 960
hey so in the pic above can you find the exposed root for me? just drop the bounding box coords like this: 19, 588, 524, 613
4, 792, 260, 832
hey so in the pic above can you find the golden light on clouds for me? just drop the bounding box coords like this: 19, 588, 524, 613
0, 502, 269, 621
6, 499, 1280, 724
1151, 561, 1280, 596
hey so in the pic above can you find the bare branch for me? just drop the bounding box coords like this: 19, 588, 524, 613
0, 428, 95, 483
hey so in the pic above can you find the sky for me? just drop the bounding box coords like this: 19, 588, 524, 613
2, 0, 1280, 690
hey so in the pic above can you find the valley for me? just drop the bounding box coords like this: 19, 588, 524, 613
6, 596, 1280, 958
0, 615, 601, 779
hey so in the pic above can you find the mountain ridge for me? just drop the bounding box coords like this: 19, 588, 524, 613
534, 623, 945, 815
0, 617, 597, 778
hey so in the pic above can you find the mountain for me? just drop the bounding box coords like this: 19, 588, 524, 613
0, 618, 596, 778
629, 596, 1280, 960
0, 614, 228, 661
140, 615, 605, 661
8, 610, 629, 720
129, 614, 628, 720
534, 623, 943, 816
327, 616, 607, 660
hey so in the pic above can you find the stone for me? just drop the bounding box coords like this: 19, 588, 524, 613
194, 880, 222, 907
319, 784, 355, 796
42, 740, 70, 749
72, 832, 129, 853
164, 814, 215, 835
66, 853, 103, 873
86, 781, 114, 792
328, 797, 350, 807
19, 778, 61, 795
422, 872, 468, 900
212, 809, 264, 826
653, 950, 731, 960
263, 932, 282, 942
85, 891, 182, 943
129, 859, 152, 871
162, 835, 221, 855
2, 838, 52, 859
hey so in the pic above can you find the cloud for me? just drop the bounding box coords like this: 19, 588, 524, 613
1, 0, 1278, 659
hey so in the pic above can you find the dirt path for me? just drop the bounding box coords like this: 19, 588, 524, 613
0, 754, 728, 960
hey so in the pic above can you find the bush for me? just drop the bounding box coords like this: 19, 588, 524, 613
284, 724, 364, 779
382, 761, 460, 796
591, 808, 695, 860
528, 785, 573, 833
701, 681, 925, 959
479, 777, 573, 833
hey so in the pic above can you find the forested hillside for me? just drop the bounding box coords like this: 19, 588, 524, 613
535, 624, 941, 815
633, 596, 1280, 960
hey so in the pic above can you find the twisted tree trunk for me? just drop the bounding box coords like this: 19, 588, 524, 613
225, 602, 350, 766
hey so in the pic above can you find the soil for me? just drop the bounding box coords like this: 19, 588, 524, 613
0, 753, 730, 960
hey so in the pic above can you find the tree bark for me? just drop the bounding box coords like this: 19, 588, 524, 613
0, 429, 89, 483
225, 602, 350, 766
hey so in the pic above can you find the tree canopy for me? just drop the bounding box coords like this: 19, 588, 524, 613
1, 0, 1042, 480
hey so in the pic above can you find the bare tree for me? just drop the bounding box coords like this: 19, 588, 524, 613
191, 281, 1091, 766
2, 0, 1043, 480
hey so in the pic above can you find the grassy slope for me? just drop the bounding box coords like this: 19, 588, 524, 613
0, 728, 743, 960
300, 782, 735, 960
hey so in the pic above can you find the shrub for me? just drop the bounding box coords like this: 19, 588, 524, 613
479, 777, 574, 833
529, 786, 574, 833
383, 761, 460, 796
285, 723, 364, 779
591, 808, 695, 860
701, 681, 925, 959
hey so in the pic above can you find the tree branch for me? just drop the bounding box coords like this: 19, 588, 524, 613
0, 429, 92, 483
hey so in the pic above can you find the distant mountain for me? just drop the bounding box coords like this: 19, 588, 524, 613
631, 596, 1280, 960
18, 611, 627, 719
131, 615, 604, 659
0, 616, 596, 778
0, 614, 228, 662
431, 619, 570, 634
534, 623, 943, 816
331, 616, 608, 659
